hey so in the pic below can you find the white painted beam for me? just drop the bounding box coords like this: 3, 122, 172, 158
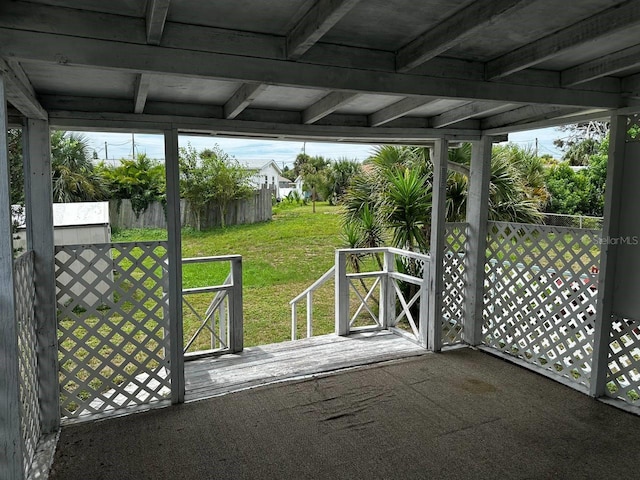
562, 45, 640, 87
0, 28, 623, 109
0, 75, 26, 480
486, 0, 640, 79
224, 83, 267, 119
303, 91, 359, 124
368, 97, 436, 127
0, 58, 46, 120
431, 101, 510, 128
287, 0, 361, 60
146, 0, 171, 45
133, 74, 151, 114
396, 0, 528, 73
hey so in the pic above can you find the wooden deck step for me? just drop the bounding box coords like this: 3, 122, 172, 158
184, 330, 428, 402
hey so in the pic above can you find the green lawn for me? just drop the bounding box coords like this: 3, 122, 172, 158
112, 202, 343, 348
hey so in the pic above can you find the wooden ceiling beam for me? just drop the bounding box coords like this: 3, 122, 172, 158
481, 105, 581, 130
368, 97, 436, 127
396, 0, 528, 73
0, 28, 623, 109
224, 83, 268, 119
287, 0, 361, 60
133, 73, 151, 114
486, 0, 640, 80
146, 0, 171, 45
303, 91, 360, 124
562, 45, 640, 87
431, 101, 512, 128
0, 58, 46, 120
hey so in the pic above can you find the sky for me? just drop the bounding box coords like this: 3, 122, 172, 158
77, 127, 566, 168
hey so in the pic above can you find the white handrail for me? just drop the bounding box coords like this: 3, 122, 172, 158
290, 265, 335, 340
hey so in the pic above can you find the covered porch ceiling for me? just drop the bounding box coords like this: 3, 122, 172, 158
1, 0, 639, 143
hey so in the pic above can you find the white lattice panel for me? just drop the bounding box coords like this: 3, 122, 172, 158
483, 222, 600, 388
347, 275, 383, 330
55, 242, 171, 420
607, 315, 640, 404
443, 223, 468, 346
14, 251, 41, 476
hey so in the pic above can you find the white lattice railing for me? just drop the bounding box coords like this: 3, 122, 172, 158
14, 251, 40, 477
335, 247, 430, 346
182, 255, 243, 358
290, 266, 335, 340
443, 223, 468, 346
55, 242, 172, 421
606, 315, 640, 405
483, 222, 600, 390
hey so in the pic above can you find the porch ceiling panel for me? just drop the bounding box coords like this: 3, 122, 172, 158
26, 0, 145, 17
249, 86, 328, 110
321, 0, 476, 52
334, 94, 405, 115
1, 0, 639, 137
166, 0, 314, 35
447, 0, 628, 61
147, 76, 241, 104
536, 25, 640, 71
21, 63, 136, 99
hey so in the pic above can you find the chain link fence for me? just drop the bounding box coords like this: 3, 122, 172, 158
542, 213, 603, 230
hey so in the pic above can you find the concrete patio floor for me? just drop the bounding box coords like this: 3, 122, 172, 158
49, 348, 639, 480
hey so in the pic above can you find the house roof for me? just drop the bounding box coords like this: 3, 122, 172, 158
1, 1, 639, 142
240, 159, 283, 174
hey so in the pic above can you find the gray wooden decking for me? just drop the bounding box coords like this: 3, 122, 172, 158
185, 330, 428, 402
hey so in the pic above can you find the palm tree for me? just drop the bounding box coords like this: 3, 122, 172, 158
342, 142, 544, 254
50, 131, 106, 202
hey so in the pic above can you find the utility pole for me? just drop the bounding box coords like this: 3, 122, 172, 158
131, 133, 135, 159
104, 141, 108, 160
535, 138, 538, 157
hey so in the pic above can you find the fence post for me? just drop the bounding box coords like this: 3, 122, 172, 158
291, 303, 297, 340
335, 250, 349, 336
382, 249, 395, 329
228, 256, 243, 353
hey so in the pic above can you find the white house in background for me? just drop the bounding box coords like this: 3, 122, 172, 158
241, 159, 300, 199
279, 175, 305, 199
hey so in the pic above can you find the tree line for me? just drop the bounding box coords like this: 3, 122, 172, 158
8, 125, 612, 239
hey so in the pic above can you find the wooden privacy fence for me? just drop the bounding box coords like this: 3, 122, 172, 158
109, 186, 273, 230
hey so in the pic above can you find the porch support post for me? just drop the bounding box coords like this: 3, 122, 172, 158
464, 136, 493, 346
164, 128, 184, 404
590, 114, 627, 397
23, 118, 59, 433
0, 75, 25, 480
335, 250, 349, 336
427, 139, 448, 351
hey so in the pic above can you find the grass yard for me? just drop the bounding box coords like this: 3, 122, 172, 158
112, 202, 344, 348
